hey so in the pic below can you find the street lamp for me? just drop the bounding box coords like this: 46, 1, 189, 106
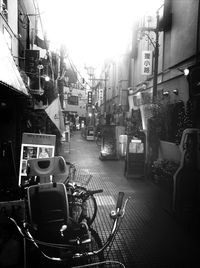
37, 64, 44, 95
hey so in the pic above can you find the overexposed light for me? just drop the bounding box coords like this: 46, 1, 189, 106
183, 68, 190, 76
44, 75, 50, 81
38, 0, 163, 67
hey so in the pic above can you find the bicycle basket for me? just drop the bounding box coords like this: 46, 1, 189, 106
69, 168, 92, 187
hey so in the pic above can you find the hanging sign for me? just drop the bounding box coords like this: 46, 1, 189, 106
88, 91, 92, 104
141, 51, 153, 75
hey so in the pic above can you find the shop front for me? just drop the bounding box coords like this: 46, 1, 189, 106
0, 32, 29, 194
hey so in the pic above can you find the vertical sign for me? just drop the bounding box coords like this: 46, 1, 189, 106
88, 91, 92, 104
141, 51, 152, 75
98, 88, 103, 105
25, 49, 40, 89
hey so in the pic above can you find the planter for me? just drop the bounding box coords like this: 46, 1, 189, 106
159, 140, 181, 163
152, 159, 179, 193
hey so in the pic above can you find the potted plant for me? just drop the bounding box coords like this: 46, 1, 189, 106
152, 159, 179, 192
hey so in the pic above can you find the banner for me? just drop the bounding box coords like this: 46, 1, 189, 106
45, 97, 65, 134
141, 51, 153, 75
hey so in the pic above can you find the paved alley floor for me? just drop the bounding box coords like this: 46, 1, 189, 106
59, 131, 200, 268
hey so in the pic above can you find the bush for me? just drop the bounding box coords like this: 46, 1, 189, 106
152, 159, 179, 181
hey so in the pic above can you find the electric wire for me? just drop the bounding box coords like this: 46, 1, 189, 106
66, 54, 90, 92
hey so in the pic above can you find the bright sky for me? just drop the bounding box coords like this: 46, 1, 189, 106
38, 0, 163, 72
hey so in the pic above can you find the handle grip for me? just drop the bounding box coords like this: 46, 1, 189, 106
116, 192, 124, 210
88, 189, 103, 195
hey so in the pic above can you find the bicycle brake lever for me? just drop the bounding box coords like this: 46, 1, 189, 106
121, 196, 131, 217
110, 196, 131, 219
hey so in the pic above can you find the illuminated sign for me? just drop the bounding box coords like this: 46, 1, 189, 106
88, 91, 92, 104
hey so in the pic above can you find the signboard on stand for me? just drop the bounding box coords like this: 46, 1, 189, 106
99, 125, 118, 160
18, 133, 56, 186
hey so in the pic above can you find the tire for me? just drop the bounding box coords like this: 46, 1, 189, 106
75, 186, 98, 226
85, 194, 98, 226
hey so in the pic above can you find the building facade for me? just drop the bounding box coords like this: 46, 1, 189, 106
0, 0, 61, 190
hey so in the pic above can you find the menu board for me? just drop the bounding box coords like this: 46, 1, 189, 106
19, 133, 56, 186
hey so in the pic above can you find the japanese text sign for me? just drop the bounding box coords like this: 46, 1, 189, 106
141, 51, 153, 75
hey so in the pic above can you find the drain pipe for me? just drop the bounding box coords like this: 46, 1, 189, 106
196, 0, 200, 64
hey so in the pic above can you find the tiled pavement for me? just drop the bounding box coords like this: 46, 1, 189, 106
59, 131, 200, 268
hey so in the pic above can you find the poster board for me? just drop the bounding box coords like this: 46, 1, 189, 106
19, 133, 56, 186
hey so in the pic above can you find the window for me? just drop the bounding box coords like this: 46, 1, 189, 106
68, 95, 78, 106
2, 0, 8, 20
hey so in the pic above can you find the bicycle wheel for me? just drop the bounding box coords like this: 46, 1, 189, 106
84, 193, 98, 226
74, 186, 98, 226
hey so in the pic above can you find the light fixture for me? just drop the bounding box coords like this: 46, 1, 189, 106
162, 90, 169, 96
183, 68, 189, 76
141, 83, 147, 90
173, 89, 179, 95
44, 75, 50, 82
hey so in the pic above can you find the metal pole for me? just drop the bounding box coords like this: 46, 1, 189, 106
104, 72, 107, 114
196, 0, 200, 64
152, 11, 159, 103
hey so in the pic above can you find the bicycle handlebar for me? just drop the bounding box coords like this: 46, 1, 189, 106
73, 191, 127, 260
65, 161, 74, 166
87, 189, 103, 195
9, 191, 128, 263
116, 192, 125, 211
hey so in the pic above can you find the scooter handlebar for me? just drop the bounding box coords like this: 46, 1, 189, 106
116, 192, 125, 211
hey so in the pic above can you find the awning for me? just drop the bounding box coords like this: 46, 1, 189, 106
0, 32, 29, 96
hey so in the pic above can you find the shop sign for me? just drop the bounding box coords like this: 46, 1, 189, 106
141, 51, 152, 75
88, 91, 92, 104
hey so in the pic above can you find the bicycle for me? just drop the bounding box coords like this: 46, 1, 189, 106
9, 189, 129, 267
8, 156, 130, 267
64, 161, 102, 226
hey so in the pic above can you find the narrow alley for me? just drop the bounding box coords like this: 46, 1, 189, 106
57, 130, 200, 268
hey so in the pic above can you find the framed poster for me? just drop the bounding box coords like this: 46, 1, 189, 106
19, 133, 56, 186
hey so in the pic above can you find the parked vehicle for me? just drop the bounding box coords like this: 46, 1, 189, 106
7, 156, 130, 267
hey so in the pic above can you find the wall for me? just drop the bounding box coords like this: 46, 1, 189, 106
164, 0, 198, 70
62, 86, 87, 117
159, 140, 181, 162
